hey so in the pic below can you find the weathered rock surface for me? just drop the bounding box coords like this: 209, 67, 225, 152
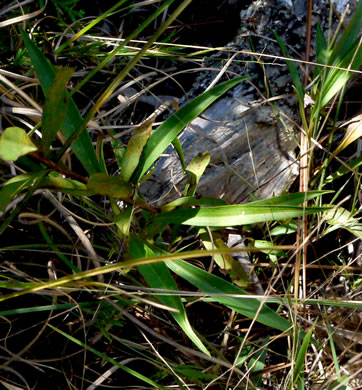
139, 0, 357, 205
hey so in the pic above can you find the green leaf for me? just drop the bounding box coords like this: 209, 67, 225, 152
166, 259, 292, 332
120, 119, 153, 182
184, 152, 210, 196
161, 196, 227, 213
291, 326, 314, 389
323, 206, 362, 239
129, 235, 210, 356
270, 221, 299, 236
48, 324, 164, 389
131, 76, 249, 182
41, 172, 91, 196
41, 67, 74, 154
19, 27, 100, 174
0, 127, 37, 161
0, 171, 45, 212
87, 173, 134, 199
151, 192, 331, 228
151, 205, 329, 227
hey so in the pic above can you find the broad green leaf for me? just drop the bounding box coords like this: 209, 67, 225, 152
151, 192, 331, 228
0, 171, 44, 212
184, 152, 210, 196
151, 204, 329, 227
131, 76, 249, 182
41, 67, 74, 154
129, 235, 210, 356
87, 173, 134, 199
0, 127, 37, 161
120, 118, 153, 182
166, 259, 292, 332
19, 27, 100, 174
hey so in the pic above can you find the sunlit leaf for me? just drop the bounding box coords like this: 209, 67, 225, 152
0, 127, 37, 161
120, 118, 154, 182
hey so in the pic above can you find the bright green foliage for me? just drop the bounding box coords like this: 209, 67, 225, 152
0, 127, 37, 161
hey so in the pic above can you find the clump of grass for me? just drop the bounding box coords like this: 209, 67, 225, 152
0, 0, 361, 388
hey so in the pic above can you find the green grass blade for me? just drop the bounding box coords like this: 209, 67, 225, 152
166, 259, 292, 332
48, 324, 165, 389
291, 326, 314, 389
131, 76, 249, 182
19, 27, 100, 174
129, 235, 210, 356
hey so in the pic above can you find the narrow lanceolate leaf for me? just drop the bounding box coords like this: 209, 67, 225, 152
152, 191, 331, 227
120, 118, 154, 183
0, 127, 37, 161
151, 204, 330, 227
129, 235, 210, 356
19, 27, 100, 174
131, 76, 249, 182
166, 259, 292, 333
41, 67, 74, 155
87, 173, 134, 199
